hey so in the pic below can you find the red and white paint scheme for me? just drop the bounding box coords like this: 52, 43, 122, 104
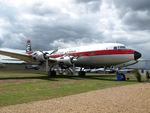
0, 40, 141, 76
26, 40, 33, 54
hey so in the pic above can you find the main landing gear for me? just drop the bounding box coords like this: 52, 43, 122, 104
48, 67, 86, 77
48, 69, 56, 77
78, 68, 86, 77
78, 71, 86, 76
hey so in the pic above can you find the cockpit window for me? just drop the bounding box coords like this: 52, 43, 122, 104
114, 46, 126, 50
118, 46, 126, 49
120, 46, 126, 49
114, 46, 117, 50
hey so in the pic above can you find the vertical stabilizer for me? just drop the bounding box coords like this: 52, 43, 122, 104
26, 40, 33, 54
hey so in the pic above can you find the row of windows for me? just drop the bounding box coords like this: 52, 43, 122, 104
51, 51, 95, 58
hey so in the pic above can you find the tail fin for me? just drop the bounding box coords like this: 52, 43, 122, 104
26, 40, 33, 54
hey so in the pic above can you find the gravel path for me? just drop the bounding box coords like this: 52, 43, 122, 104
0, 83, 150, 113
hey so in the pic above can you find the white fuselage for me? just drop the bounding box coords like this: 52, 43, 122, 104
46, 43, 135, 68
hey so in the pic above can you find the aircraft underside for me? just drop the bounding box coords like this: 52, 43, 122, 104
70, 54, 134, 67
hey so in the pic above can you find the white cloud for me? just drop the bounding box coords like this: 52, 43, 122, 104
0, 0, 149, 58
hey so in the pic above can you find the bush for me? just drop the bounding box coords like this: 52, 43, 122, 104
134, 69, 141, 82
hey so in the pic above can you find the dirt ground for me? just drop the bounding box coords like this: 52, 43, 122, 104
0, 83, 150, 113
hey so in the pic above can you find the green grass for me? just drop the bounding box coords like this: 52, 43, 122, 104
0, 68, 138, 107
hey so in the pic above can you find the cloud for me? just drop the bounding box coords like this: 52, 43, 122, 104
113, 0, 150, 11
0, 3, 18, 22
75, 0, 102, 12
122, 11, 150, 30
0, 0, 104, 51
112, 0, 150, 31
0, 0, 149, 59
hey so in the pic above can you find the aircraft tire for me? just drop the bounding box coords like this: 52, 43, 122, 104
48, 70, 56, 77
78, 71, 86, 77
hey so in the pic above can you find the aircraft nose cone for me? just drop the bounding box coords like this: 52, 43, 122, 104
134, 51, 142, 60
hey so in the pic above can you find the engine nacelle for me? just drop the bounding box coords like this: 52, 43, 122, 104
57, 56, 77, 66
57, 56, 72, 66
32, 51, 46, 61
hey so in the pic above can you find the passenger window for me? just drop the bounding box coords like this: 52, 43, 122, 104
75, 53, 77, 56
65, 53, 69, 56
91, 51, 94, 55
79, 53, 82, 57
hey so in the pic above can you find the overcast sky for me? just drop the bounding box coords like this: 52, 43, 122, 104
0, 0, 150, 58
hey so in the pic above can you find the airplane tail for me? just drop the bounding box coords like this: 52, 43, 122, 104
26, 40, 33, 54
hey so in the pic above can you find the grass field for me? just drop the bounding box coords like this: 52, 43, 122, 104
0, 68, 138, 107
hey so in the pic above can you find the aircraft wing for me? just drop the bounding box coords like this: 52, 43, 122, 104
0, 50, 37, 64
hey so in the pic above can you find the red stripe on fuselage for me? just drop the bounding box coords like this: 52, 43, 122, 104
51, 49, 135, 58
27, 52, 33, 54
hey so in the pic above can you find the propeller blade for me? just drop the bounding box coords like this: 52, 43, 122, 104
36, 46, 39, 51
50, 48, 58, 55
